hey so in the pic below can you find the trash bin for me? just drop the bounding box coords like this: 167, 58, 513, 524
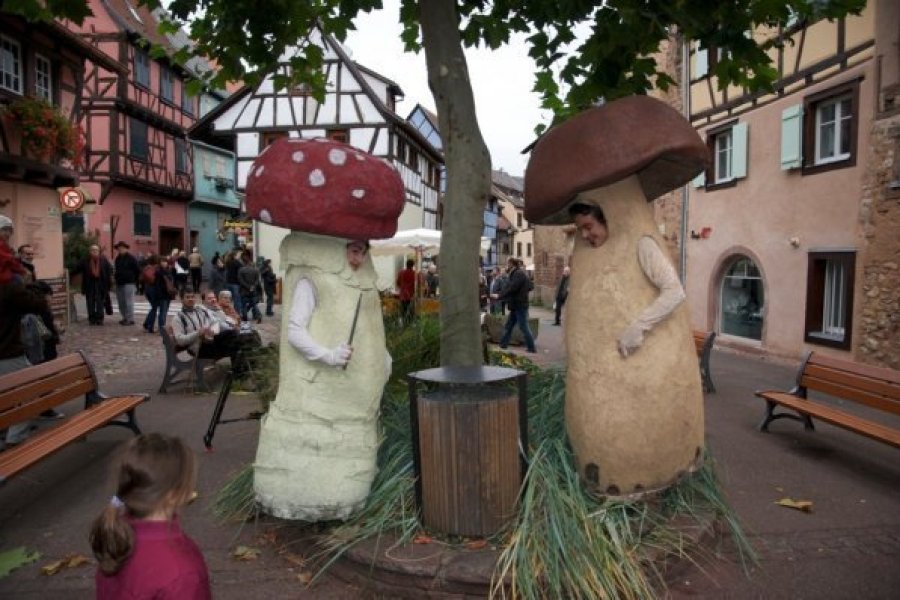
408, 366, 527, 537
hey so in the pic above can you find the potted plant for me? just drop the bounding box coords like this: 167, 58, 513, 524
2, 95, 85, 168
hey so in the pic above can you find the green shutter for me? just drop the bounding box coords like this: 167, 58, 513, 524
781, 104, 803, 170
692, 170, 706, 188
732, 122, 748, 179
695, 46, 708, 78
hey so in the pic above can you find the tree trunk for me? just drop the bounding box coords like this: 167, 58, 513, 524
418, 0, 492, 367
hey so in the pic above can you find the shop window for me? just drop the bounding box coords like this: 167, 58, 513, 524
720, 256, 764, 341
804, 251, 855, 349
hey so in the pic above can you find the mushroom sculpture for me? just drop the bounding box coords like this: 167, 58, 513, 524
246, 137, 404, 520
524, 96, 709, 497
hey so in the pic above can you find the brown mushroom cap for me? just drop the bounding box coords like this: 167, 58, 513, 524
245, 137, 405, 240
524, 96, 709, 224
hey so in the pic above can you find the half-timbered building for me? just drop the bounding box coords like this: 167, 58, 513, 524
682, 1, 899, 367
0, 10, 123, 279
66, 0, 206, 259
190, 28, 443, 285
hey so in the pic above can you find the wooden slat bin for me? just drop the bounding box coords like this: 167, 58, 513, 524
409, 366, 527, 538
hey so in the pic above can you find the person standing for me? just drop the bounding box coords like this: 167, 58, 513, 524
173, 250, 190, 295
142, 255, 173, 334
16, 244, 36, 283
260, 258, 278, 317
553, 266, 571, 326
425, 264, 439, 297
396, 258, 416, 322
188, 247, 204, 293
224, 250, 244, 317
237, 252, 262, 323
0, 215, 27, 284
493, 257, 536, 353
113, 241, 140, 326
489, 266, 508, 315
74, 244, 113, 325
90, 434, 211, 600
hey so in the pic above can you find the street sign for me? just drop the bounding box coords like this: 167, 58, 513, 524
59, 188, 85, 212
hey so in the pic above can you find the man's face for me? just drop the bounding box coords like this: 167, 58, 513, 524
574, 213, 609, 248
346, 242, 367, 271
203, 293, 219, 309
182, 293, 197, 308
19, 246, 34, 263
1, 226, 13, 243
89, 245, 100, 256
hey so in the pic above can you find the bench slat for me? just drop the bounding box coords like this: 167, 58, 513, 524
801, 375, 900, 416
0, 354, 87, 395
802, 363, 900, 407
0, 396, 147, 481
0, 366, 94, 412
807, 353, 900, 385
757, 391, 900, 448
0, 380, 97, 430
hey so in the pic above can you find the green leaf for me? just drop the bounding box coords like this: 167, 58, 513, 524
0, 547, 42, 578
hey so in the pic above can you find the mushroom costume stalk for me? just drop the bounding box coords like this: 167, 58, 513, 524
524, 96, 710, 497
245, 138, 404, 520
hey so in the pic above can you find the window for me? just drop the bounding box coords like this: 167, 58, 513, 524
130, 118, 148, 160
134, 49, 150, 88
396, 138, 408, 163
526, 243, 532, 258
805, 251, 855, 349
798, 81, 859, 174
327, 129, 349, 143
698, 120, 747, 189
260, 131, 287, 151
517, 214, 523, 228
181, 81, 194, 115
160, 66, 173, 102
0, 35, 22, 93
814, 95, 851, 164
134, 202, 151, 236
175, 138, 188, 173
516, 241, 522, 257
35, 54, 52, 101
720, 256, 764, 341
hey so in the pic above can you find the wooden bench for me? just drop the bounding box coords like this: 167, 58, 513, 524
693, 330, 716, 393
756, 351, 900, 449
0, 352, 148, 483
159, 325, 214, 393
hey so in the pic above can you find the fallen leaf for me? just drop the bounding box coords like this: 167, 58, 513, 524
258, 529, 278, 546
775, 498, 813, 512
281, 552, 306, 568
412, 535, 433, 545
40, 554, 91, 576
0, 547, 41, 578
466, 539, 489, 550
297, 571, 313, 585
231, 546, 261, 561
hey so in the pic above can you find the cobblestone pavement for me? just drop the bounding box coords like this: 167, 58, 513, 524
1, 295, 898, 598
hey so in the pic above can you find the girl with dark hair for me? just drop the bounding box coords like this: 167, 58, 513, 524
90, 433, 210, 599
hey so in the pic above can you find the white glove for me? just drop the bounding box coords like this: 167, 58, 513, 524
617, 323, 645, 358
323, 344, 353, 367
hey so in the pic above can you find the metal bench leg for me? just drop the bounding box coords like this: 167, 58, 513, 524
204, 371, 235, 449
105, 408, 143, 436
759, 400, 777, 432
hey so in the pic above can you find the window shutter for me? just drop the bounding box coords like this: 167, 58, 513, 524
781, 104, 803, 170
692, 170, 706, 188
732, 122, 748, 179
695, 46, 708, 78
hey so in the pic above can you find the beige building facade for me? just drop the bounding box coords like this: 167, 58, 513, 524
685, 2, 898, 366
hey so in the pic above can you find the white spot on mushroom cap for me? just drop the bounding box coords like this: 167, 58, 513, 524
351, 189, 365, 199
292, 151, 305, 163
313, 138, 328, 143
328, 148, 347, 166
309, 169, 325, 187
259, 209, 272, 224
353, 153, 365, 161
255, 165, 265, 177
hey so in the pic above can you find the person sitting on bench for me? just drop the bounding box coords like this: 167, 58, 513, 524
171, 290, 246, 374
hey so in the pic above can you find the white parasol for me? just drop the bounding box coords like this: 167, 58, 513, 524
369, 228, 441, 256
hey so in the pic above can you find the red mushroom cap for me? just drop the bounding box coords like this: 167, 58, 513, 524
524, 96, 709, 224
245, 137, 405, 240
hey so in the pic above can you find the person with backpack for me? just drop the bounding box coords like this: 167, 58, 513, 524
492, 257, 537, 353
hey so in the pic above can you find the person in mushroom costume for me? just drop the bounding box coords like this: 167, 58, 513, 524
524, 96, 709, 498
245, 137, 404, 520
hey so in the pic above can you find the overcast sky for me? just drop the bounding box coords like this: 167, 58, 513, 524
344, 1, 551, 176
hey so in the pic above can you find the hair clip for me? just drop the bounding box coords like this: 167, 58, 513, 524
110, 495, 125, 509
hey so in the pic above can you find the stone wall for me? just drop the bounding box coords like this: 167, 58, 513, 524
533, 224, 573, 306
856, 115, 900, 369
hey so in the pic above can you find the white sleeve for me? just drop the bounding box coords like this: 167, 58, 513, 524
287, 278, 351, 366
633, 236, 686, 331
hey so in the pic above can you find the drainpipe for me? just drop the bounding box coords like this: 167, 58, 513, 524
679, 32, 691, 285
